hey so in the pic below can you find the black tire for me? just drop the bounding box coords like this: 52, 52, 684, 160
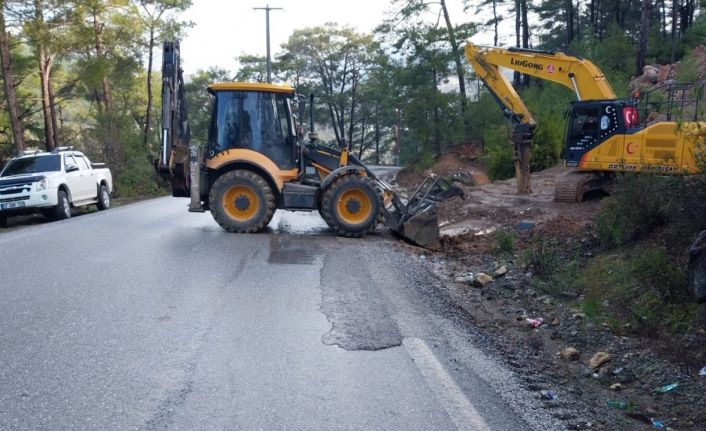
53, 190, 72, 220
209, 170, 275, 233
0, 215, 7, 228
96, 184, 110, 211
320, 175, 382, 237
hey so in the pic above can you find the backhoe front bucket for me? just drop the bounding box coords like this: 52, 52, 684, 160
399, 210, 441, 249
382, 177, 463, 250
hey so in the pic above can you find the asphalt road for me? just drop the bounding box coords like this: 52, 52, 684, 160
0, 198, 563, 430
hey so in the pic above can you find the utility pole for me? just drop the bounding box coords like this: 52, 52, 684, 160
253, 4, 282, 83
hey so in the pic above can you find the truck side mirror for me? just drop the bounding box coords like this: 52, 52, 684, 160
66, 164, 79, 173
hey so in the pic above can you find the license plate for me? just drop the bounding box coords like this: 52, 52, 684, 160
0, 201, 25, 210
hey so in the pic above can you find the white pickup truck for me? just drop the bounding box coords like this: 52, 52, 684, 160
0, 148, 113, 227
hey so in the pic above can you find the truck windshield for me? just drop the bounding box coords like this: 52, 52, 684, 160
1, 155, 61, 176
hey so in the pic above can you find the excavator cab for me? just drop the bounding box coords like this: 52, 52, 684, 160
564, 100, 637, 167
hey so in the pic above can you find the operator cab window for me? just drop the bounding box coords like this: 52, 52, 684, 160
208, 90, 295, 169
570, 107, 600, 139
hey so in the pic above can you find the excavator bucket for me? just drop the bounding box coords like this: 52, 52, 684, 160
381, 177, 464, 249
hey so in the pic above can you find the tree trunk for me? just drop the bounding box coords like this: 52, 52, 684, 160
0, 3, 24, 154
357, 118, 366, 159
566, 0, 575, 45
671, 0, 678, 63
432, 69, 441, 157
521, 0, 530, 88
513, 0, 521, 88
374, 105, 380, 165
636, 0, 651, 77
576, 0, 581, 40
93, 8, 113, 112
49, 82, 61, 147
144, 26, 154, 148
37, 51, 55, 151
492, 0, 499, 46
439, 0, 469, 138
34, 0, 55, 151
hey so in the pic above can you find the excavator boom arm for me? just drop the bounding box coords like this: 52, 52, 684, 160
464, 43, 617, 125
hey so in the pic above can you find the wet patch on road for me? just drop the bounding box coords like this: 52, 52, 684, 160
319, 249, 403, 350
268, 236, 324, 265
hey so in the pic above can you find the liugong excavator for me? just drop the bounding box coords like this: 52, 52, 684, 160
465, 42, 705, 202
156, 41, 462, 248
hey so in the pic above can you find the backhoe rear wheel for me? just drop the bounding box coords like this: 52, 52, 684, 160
320, 175, 382, 237
209, 170, 275, 233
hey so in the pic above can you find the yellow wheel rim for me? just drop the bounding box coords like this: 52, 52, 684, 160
222, 185, 260, 222
336, 188, 372, 225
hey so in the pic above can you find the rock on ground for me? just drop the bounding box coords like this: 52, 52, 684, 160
589, 351, 612, 369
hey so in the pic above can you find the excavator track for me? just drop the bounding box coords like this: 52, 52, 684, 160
553, 171, 609, 203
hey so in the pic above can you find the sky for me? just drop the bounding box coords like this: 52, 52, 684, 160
178, 0, 515, 76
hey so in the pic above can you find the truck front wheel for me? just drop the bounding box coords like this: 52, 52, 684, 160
209, 170, 275, 233
53, 190, 72, 220
96, 184, 110, 211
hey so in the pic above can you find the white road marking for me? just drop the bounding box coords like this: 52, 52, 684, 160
404, 337, 491, 431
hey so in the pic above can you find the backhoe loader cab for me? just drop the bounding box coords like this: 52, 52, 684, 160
206, 83, 298, 170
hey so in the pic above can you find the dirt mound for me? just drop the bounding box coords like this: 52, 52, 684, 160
397, 143, 489, 189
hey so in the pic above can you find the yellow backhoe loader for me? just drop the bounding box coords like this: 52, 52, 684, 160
156, 41, 462, 248
464, 42, 705, 202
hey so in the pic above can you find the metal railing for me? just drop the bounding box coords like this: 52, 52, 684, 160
636, 81, 705, 126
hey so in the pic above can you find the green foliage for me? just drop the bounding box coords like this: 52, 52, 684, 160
570, 25, 634, 97
595, 175, 670, 247
572, 250, 697, 336
522, 237, 560, 278
596, 174, 706, 250
494, 229, 515, 254
522, 83, 573, 171
93, 113, 160, 197
185, 67, 232, 143
482, 125, 514, 180
677, 52, 700, 82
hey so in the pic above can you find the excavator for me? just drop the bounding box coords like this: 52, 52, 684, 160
156, 41, 462, 249
464, 42, 705, 202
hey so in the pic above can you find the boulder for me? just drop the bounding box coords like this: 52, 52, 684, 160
561, 347, 581, 361
589, 351, 612, 369
494, 265, 508, 277
642, 65, 660, 84
689, 230, 706, 303
473, 273, 494, 288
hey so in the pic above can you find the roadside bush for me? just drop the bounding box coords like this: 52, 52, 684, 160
595, 174, 671, 247
91, 113, 162, 198
494, 229, 515, 254
483, 125, 515, 180
575, 250, 697, 336
522, 237, 560, 278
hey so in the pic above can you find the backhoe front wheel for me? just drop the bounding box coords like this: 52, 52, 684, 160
320, 175, 382, 237
209, 170, 275, 233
